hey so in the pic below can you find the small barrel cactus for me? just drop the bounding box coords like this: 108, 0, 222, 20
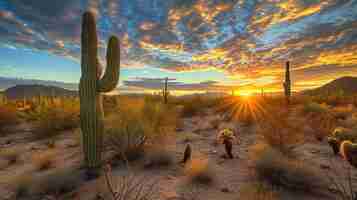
339, 140, 357, 168
182, 143, 192, 164
80, 11, 120, 173
328, 127, 357, 155
217, 128, 237, 159
217, 128, 236, 144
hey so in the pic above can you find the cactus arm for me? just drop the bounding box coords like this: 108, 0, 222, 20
98, 36, 120, 92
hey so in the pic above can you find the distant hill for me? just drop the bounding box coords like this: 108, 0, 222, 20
0, 77, 77, 91
4, 85, 77, 100
304, 76, 357, 96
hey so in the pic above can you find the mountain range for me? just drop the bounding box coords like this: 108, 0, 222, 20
304, 76, 357, 96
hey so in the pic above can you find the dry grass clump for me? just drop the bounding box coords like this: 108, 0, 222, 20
177, 132, 201, 143
32, 105, 79, 140
258, 108, 305, 155
9, 173, 35, 198
144, 146, 174, 168
177, 95, 218, 117
303, 102, 329, 114
8, 168, 82, 198
141, 99, 179, 139
184, 158, 216, 185
106, 123, 146, 162
332, 105, 354, 120
238, 182, 279, 200
0, 105, 19, 133
251, 143, 328, 193
0, 147, 23, 165
34, 168, 82, 196
106, 98, 178, 162
32, 150, 56, 171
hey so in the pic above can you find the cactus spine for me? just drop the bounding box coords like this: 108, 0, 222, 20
163, 77, 169, 104
80, 11, 120, 172
283, 61, 291, 105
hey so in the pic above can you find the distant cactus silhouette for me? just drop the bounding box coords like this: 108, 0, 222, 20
182, 143, 192, 164
162, 77, 169, 104
283, 61, 291, 105
79, 11, 120, 174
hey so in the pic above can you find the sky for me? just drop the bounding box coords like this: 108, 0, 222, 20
0, 0, 357, 94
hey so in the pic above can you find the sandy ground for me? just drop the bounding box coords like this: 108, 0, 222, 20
1, 109, 357, 200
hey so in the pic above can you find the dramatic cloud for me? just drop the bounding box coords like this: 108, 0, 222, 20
1, 0, 357, 91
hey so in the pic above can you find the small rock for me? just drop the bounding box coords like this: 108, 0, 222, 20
221, 187, 230, 193
320, 164, 330, 170
217, 160, 225, 165
311, 150, 320, 154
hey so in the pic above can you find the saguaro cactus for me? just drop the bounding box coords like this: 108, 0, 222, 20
80, 11, 120, 173
163, 77, 169, 104
283, 61, 291, 105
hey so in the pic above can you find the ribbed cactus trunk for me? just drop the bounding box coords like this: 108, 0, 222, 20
80, 11, 120, 174
163, 77, 168, 104
283, 61, 291, 105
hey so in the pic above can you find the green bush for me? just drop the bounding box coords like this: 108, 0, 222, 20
32, 106, 79, 140
303, 102, 329, 115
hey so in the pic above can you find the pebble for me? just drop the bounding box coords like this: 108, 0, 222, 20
320, 164, 330, 170
221, 187, 230, 193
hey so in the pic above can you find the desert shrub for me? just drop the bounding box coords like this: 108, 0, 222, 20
252, 144, 328, 193
177, 132, 201, 143
32, 105, 79, 140
303, 102, 329, 114
144, 146, 173, 168
178, 96, 207, 117
98, 165, 158, 200
301, 102, 337, 141
0, 147, 22, 165
332, 105, 354, 120
0, 105, 19, 133
8, 168, 81, 198
106, 123, 146, 162
9, 173, 35, 198
32, 151, 55, 171
141, 99, 178, 139
258, 109, 305, 155
338, 112, 357, 128
185, 158, 216, 185
309, 112, 336, 141
106, 97, 178, 162
32, 168, 82, 196
238, 182, 279, 200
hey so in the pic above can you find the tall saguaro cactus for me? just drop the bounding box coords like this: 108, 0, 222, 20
80, 11, 120, 173
283, 61, 291, 105
163, 77, 169, 104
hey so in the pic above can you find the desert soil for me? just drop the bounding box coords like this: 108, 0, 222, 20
1, 108, 357, 200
